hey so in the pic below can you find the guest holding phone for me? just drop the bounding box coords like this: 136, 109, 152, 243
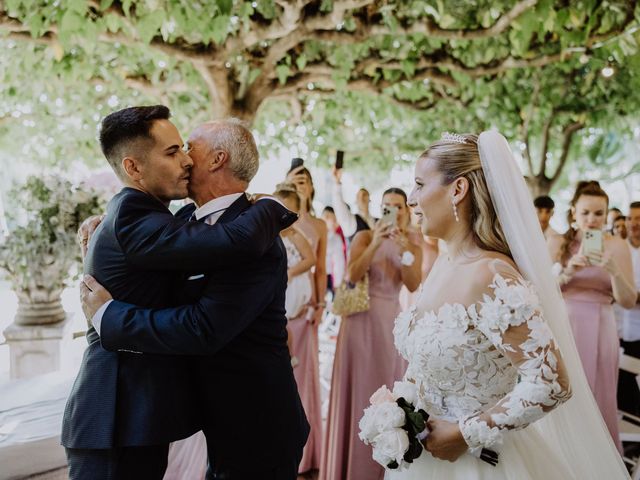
284, 159, 326, 475
320, 188, 422, 480
331, 152, 377, 241
548, 180, 636, 450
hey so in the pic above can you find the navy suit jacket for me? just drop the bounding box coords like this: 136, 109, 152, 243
61, 188, 293, 449
98, 194, 309, 470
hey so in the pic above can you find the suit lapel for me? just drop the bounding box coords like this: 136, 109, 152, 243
217, 193, 251, 224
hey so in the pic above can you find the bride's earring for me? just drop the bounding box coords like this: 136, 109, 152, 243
571, 221, 579, 230
452, 199, 460, 223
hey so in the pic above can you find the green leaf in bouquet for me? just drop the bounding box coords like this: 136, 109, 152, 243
403, 437, 424, 463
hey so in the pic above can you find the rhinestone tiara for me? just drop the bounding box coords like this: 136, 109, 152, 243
441, 132, 468, 144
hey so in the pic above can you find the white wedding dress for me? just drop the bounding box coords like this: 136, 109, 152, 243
387, 261, 576, 479
384, 130, 628, 479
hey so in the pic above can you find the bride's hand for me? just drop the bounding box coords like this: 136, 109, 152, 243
423, 418, 468, 462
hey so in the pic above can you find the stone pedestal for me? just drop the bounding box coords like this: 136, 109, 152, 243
3, 315, 73, 379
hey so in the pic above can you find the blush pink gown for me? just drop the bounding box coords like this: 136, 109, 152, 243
561, 259, 622, 452
320, 236, 410, 480
163, 431, 207, 480
289, 215, 323, 473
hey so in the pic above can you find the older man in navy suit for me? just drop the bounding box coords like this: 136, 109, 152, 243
62, 106, 300, 479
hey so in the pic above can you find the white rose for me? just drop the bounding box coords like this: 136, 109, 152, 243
370, 385, 395, 405
373, 401, 406, 432
359, 405, 381, 443
372, 428, 409, 467
393, 381, 418, 406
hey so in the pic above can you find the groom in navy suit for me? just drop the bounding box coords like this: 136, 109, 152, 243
78, 117, 309, 479
62, 106, 303, 479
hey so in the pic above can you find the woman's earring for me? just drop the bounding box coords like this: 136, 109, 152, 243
571, 221, 579, 230
452, 199, 460, 223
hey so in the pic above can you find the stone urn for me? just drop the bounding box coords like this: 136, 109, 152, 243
0, 174, 104, 378
9, 250, 70, 326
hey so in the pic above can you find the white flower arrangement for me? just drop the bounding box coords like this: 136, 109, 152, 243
0, 174, 104, 311
360, 382, 500, 470
359, 383, 423, 470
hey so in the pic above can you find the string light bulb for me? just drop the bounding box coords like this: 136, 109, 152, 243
601, 66, 615, 78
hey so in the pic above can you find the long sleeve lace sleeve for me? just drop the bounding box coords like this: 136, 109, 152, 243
459, 271, 572, 450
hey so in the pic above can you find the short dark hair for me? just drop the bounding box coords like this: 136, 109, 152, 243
609, 207, 622, 214
614, 215, 627, 222
630, 202, 640, 210
534, 195, 555, 210
323, 206, 335, 214
99, 105, 171, 178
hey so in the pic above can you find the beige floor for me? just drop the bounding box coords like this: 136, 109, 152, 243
21, 467, 318, 479
24, 468, 68, 479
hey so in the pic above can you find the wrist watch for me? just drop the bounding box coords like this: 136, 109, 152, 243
401, 250, 415, 266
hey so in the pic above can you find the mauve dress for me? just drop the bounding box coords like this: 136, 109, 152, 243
163, 431, 207, 479
289, 215, 323, 473
562, 258, 622, 452
320, 235, 410, 480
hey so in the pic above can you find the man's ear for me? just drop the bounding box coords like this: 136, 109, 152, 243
209, 149, 228, 172
122, 156, 143, 181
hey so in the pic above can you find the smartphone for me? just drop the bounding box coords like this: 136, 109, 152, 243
335, 150, 344, 170
582, 229, 604, 255
381, 205, 398, 227
290, 157, 304, 171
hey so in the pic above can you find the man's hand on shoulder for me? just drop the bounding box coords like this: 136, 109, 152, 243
80, 275, 113, 328
249, 193, 276, 203
77, 214, 105, 257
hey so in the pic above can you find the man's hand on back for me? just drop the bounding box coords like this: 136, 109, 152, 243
77, 214, 105, 257
80, 275, 113, 326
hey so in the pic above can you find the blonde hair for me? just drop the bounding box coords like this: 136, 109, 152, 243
274, 182, 301, 211
420, 134, 511, 258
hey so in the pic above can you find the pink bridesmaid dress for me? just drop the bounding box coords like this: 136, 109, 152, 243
289, 216, 323, 473
320, 236, 410, 480
163, 431, 207, 480
561, 253, 622, 452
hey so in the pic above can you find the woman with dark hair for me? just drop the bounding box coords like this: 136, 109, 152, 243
320, 188, 423, 480
284, 164, 327, 474
548, 180, 636, 450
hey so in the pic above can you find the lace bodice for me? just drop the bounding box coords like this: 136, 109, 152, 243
393, 269, 572, 451
282, 236, 302, 268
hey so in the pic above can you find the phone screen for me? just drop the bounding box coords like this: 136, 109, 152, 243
583, 229, 604, 255
335, 151, 344, 169
381, 206, 398, 226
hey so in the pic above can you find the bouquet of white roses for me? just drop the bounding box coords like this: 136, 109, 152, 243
359, 382, 499, 470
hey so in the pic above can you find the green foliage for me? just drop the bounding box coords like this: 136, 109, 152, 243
1, 0, 639, 190
0, 175, 105, 293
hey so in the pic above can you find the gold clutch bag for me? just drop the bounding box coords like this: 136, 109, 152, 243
331, 275, 370, 316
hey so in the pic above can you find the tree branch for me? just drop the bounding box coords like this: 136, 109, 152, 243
538, 111, 555, 177
521, 74, 540, 175
367, 0, 538, 39
550, 122, 584, 183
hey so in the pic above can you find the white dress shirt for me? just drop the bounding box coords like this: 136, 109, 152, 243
617, 240, 640, 341
91, 193, 283, 334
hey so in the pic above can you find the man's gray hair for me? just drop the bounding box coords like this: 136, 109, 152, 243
190, 118, 259, 183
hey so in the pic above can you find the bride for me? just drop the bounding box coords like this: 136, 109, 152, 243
384, 131, 629, 479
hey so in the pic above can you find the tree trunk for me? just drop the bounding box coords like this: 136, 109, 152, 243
525, 175, 553, 198
199, 64, 265, 123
